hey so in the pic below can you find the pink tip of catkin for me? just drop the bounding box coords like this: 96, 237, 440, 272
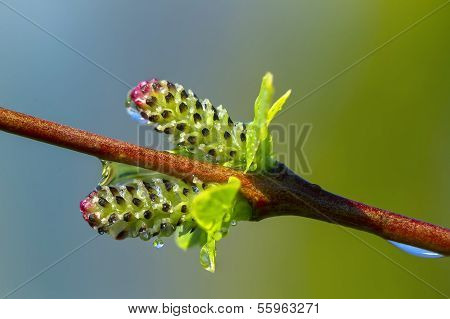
129, 78, 160, 109
130, 88, 143, 101
129, 88, 145, 108
80, 191, 97, 221
149, 78, 161, 90
137, 80, 150, 93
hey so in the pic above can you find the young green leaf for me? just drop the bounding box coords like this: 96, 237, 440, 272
175, 224, 207, 251
99, 161, 155, 186
267, 89, 292, 124
245, 73, 273, 172
191, 177, 241, 234
191, 177, 246, 272
246, 73, 291, 172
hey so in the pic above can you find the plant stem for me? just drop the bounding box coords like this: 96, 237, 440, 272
0, 107, 267, 203
0, 106, 449, 255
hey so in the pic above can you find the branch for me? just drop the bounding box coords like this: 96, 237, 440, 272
1, 106, 449, 255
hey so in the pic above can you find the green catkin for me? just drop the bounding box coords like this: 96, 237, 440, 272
80, 174, 208, 241
127, 79, 247, 165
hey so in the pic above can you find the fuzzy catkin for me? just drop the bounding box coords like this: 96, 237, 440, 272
80, 174, 207, 241
127, 79, 247, 165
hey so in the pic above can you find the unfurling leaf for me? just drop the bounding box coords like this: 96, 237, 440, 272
191, 177, 250, 272
246, 72, 291, 172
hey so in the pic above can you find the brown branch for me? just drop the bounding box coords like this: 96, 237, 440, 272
1, 106, 449, 255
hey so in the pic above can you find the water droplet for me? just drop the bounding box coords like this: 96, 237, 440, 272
161, 222, 175, 235
139, 230, 150, 241
153, 238, 164, 249
200, 245, 215, 272
231, 220, 237, 226
389, 241, 443, 258
213, 231, 223, 241
126, 107, 148, 125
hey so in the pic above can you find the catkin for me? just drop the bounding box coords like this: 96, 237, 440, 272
80, 174, 207, 241
127, 79, 247, 165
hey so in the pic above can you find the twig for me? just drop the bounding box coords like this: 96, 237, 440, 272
0, 106, 449, 255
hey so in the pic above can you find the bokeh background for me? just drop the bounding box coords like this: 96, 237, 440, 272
0, 0, 449, 298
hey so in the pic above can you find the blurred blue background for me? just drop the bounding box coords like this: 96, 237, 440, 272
0, 0, 449, 298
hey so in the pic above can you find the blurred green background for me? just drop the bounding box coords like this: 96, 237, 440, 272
0, 0, 448, 298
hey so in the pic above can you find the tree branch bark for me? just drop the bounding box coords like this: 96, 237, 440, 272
1, 106, 449, 255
